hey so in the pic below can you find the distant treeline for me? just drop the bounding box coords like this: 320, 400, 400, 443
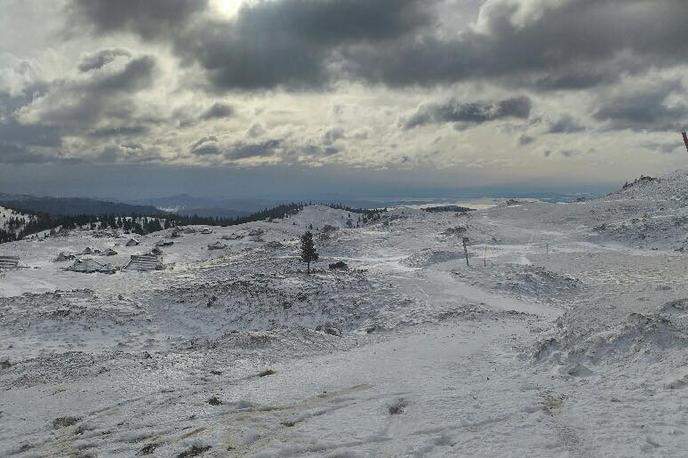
0, 202, 306, 244
423, 205, 474, 213
0, 202, 392, 245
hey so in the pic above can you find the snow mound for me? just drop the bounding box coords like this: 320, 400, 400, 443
497, 266, 580, 299
207, 241, 228, 250
591, 208, 688, 249
535, 299, 688, 366
150, 270, 409, 334
402, 249, 464, 268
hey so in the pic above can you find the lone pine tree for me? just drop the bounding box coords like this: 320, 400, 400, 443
300, 231, 319, 274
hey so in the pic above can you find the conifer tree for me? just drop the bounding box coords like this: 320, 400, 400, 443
300, 231, 319, 274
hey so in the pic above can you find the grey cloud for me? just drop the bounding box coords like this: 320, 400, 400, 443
642, 141, 681, 155
593, 80, 687, 131
289, 145, 341, 160
189, 136, 281, 159
347, 0, 688, 88
200, 102, 234, 120
226, 139, 281, 160
87, 125, 148, 138
560, 149, 579, 158
404, 96, 531, 129
68, 0, 431, 90
547, 115, 586, 134
190, 136, 220, 155
65, 0, 208, 40
530, 67, 621, 91
78, 48, 132, 72
65, 0, 688, 91
518, 134, 535, 146
246, 123, 266, 138
18, 54, 157, 128
240, 0, 432, 45
90, 55, 156, 93
0, 142, 49, 164
0, 120, 61, 148
0, 91, 62, 164
323, 127, 345, 145
98, 143, 162, 163
191, 143, 223, 156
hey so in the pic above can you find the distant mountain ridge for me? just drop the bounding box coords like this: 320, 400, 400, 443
133, 194, 274, 218
0, 193, 164, 216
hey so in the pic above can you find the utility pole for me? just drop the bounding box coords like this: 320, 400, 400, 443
682, 131, 688, 154
462, 237, 470, 267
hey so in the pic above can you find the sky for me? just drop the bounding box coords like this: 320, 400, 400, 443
1, 0, 687, 199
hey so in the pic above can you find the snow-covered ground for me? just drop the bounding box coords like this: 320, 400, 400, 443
2, 176, 688, 457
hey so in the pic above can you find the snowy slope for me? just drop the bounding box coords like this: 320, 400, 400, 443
1, 199, 688, 456
609, 170, 688, 203
0, 206, 33, 234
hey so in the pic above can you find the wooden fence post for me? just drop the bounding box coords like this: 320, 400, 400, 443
462, 237, 470, 267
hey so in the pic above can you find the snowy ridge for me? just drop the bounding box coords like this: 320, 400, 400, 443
607, 169, 688, 203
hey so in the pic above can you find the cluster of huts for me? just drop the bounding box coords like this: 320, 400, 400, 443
0, 255, 20, 270
49, 237, 164, 274
1, 224, 263, 275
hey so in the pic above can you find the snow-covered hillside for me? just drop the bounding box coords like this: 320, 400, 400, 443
2, 185, 688, 457
609, 170, 688, 202
0, 206, 32, 233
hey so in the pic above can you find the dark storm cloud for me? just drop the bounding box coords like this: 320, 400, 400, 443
404, 96, 531, 129
593, 80, 688, 132
347, 0, 688, 88
200, 102, 235, 120
78, 48, 132, 72
67, 0, 432, 90
65, 0, 688, 91
0, 91, 62, 164
240, 0, 432, 44
181, 0, 433, 90
65, 0, 208, 40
